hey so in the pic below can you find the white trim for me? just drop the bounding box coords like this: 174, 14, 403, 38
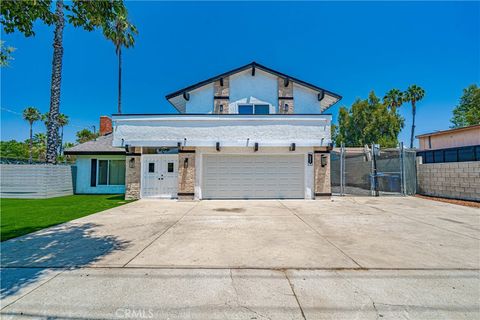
113, 114, 331, 122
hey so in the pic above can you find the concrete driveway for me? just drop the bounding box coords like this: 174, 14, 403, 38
1, 197, 479, 319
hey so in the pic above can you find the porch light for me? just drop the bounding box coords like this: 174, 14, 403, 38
219, 104, 224, 112
321, 154, 327, 167
216, 142, 220, 152
254, 143, 259, 152
290, 143, 296, 151
184, 158, 189, 168
308, 153, 313, 165
177, 142, 182, 148
129, 157, 135, 168
284, 104, 289, 112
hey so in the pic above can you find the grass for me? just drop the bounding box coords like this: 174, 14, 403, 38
0, 194, 133, 242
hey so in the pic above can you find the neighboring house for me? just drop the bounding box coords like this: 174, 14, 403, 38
113, 62, 341, 200
64, 116, 126, 194
416, 124, 480, 163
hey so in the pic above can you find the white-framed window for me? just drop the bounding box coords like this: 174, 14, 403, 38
238, 104, 270, 115
98, 160, 126, 185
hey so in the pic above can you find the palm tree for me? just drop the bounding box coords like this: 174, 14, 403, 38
104, 11, 137, 114
57, 113, 69, 155
404, 85, 425, 148
383, 89, 404, 113
45, 0, 65, 164
22, 106, 42, 163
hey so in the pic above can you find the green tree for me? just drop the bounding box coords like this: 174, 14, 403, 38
0, 140, 29, 160
33, 133, 47, 161
1, 0, 136, 164
0, 41, 16, 67
76, 128, 97, 144
450, 84, 480, 128
22, 106, 42, 163
57, 113, 69, 155
404, 85, 425, 148
104, 10, 137, 114
383, 89, 404, 113
334, 91, 405, 148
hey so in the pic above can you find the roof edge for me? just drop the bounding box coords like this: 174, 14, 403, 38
416, 124, 480, 138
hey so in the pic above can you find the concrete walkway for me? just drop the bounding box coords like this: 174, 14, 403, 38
1, 197, 479, 319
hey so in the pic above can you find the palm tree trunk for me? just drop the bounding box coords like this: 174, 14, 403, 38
29, 123, 33, 164
118, 47, 122, 114
59, 126, 64, 155
46, 0, 65, 164
410, 101, 416, 148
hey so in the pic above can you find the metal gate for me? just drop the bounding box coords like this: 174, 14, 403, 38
331, 143, 417, 196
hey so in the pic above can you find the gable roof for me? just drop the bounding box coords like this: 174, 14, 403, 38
166, 61, 342, 113
64, 133, 125, 155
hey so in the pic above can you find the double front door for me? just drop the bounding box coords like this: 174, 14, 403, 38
141, 154, 178, 198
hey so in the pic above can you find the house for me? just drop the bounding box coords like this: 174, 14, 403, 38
416, 124, 480, 163
64, 116, 126, 194
70, 62, 342, 200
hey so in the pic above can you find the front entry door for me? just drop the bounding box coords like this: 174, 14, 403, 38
141, 154, 178, 198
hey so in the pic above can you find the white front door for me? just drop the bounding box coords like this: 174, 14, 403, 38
141, 154, 178, 198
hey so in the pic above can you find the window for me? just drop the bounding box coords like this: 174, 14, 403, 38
168, 162, 174, 173
148, 163, 155, 173
98, 160, 126, 185
238, 104, 270, 115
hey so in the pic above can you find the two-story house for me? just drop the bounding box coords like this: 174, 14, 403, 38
66, 62, 341, 200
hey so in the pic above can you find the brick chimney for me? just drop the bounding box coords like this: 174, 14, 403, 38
99, 116, 112, 136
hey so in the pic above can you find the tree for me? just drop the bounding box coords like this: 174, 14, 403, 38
104, 10, 137, 114
450, 84, 480, 128
404, 85, 425, 148
57, 113, 69, 155
22, 106, 42, 163
0, 140, 29, 160
334, 91, 405, 148
33, 133, 47, 161
0, 41, 16, 67
76, 128, 97, 144
1, 0, 136, 164
383, 89, 404, 113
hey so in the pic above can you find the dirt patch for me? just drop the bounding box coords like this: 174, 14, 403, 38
415, 194, 480, 208
213, 208, 246, 213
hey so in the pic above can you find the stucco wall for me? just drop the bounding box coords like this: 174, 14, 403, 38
185, 83, 214, 114
417, 161, 480, 201
418, 127, 480, 150
229, 69, 278, 110
0, 164, 73, 199
294, 84, 325, 114
75, 155, 126, 194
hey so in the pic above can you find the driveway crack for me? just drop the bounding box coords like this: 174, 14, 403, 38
122, 202, 200, 267
283, 271, 307, 320
278, 201, 364, 269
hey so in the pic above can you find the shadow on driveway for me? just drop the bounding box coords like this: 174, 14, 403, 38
1, 222, 129, 300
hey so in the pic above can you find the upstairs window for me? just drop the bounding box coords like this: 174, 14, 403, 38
238, 104, 270, 115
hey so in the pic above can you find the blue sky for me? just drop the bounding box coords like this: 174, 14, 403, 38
1, 1, 479, 146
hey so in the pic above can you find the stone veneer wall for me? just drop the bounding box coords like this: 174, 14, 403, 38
314, 152, 331, 197
417, 161, 480, 201
125, 147, 141, 200
178, 150, 196, 200
214, 77, 230, 114
278, 77, 294, 114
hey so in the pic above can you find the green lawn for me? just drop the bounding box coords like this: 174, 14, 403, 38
0, 194, 133, 242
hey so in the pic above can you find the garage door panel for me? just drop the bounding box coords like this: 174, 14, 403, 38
202, 154, 304, 199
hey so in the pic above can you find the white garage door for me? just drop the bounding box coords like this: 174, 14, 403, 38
202, 154, 304, 199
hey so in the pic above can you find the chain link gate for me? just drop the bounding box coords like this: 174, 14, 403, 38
331, 143, 417, 196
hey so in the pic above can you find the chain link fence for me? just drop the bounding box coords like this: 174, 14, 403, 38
331, 144, 417, 196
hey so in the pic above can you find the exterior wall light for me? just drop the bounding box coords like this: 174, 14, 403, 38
177, 142, 182, 148
284, 104, 289, 112
129, 157, 135, 168
308, 153, 313, 165
254, 143, 259, 152
184, 158, 189, 168
290, 143, 296, 151
216, 142, 220, 152
321, 154, 328, 167
219, 104, 224, 112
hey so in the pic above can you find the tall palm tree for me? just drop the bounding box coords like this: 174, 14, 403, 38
383, 89, 404, 113
22, 106, 42, 163
45, 0, 65, 164
104, 12, 137, 114
57, 113, 69, 155
404, 85, 425, 148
